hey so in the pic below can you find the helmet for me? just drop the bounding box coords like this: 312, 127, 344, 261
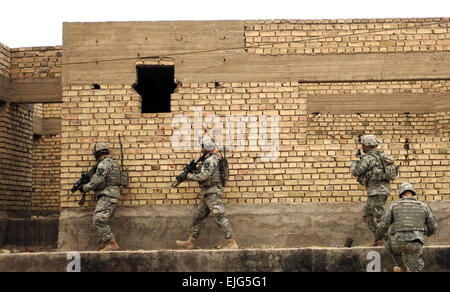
398, 182, 416, 198
92, 142, 109, 157
360, 135, 380, 147
202, 136, 215, 152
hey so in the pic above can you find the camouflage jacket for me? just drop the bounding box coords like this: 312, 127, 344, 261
375, 197, 438, 243
83, 156, 121, 199
187, 152, 223, 195
350, 150, 392, 196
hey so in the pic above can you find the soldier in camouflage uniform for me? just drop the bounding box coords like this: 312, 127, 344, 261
83, 142, 122, 251
176, 138, 238, 250
350, 135, 392, 246
376, 183, 438, 272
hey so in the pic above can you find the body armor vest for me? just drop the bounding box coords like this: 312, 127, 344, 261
200, 154, 222, 188
392, 199, 426, 232
105, 159, 121, 187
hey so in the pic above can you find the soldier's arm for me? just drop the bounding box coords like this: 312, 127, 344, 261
425, 205, 438, 236
187, 157, 216, 182
350, 156, 373, 177
83, 160, 112, 192
375, 206, 393, 240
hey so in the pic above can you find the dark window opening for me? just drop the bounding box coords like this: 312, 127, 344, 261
92, 84, 101, 90
133, 65, 176, 113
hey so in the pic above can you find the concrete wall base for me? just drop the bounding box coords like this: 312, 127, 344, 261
1, 246, 449, 272
58, 202, 450, 251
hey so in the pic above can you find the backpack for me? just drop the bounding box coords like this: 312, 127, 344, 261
368, 151, 399, 181
218, 149, 230, 187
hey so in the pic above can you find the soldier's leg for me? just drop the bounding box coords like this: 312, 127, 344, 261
372, 194, 388, 223
205, 193, 234, 239
389, 236, 408, 272
93, 196, 118, 245
363, 197, 377, 234
189, 198, 210, 239
403, 241, 425, 272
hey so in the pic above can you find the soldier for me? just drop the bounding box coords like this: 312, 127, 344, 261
176, 138, 238, 250
376, 183, 438, 272
350, 135, 393, 246
83, 142, 122, 251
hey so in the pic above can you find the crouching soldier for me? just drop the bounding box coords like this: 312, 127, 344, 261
83, 142, 122, 251
376, 183, 438, 272
176, 138, 238, 250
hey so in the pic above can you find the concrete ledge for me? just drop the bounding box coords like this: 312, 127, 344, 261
1, 246, 449, 272
58, 202, 450, 251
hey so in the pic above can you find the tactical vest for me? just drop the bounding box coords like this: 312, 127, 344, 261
105, 158, 122, 187
200, 154, 222, 188
392, 199, 427, 232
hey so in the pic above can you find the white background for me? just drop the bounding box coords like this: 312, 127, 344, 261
0, 0, 448, 47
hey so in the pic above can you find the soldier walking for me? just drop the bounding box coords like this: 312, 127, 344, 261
176, 138, 238, 250
350, 135, 396, 246
83, 142, 122, 251
376, 183, 438, 272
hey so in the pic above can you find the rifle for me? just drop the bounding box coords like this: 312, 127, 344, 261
69, 163, 98, 206
171, 152, 208, 188
118, 134, 129, 187
356, 134, 363, 158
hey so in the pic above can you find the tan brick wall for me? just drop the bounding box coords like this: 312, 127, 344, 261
10, 46, 62, 79
59, 81, 450, 208
0, 103, 34, 210
60, 82, 306, 208
0, 43, 10, 79
245, 18, 450, 55
32, 134, 61, 211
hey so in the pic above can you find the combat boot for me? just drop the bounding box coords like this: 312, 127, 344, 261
100, 238, 119, 252
98, 241, 106, 251
393, 266, 407, 272
223, 238, 239, 249
176, 235, 196, 249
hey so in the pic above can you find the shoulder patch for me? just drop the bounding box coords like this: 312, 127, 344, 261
203, 161, 210, 169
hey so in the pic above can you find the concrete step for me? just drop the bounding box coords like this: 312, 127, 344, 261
1, 246, 449, 272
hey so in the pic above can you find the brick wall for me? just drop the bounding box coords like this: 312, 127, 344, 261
0, 103, 34, 210
0, 43, 10, 79
0, 46, 63, 212
245, 18, 450, 55
10, 46, 62, 79
60, 80, 450, 208
60, 82, 306, 207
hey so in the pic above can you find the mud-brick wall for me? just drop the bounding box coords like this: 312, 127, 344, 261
0, 43, 10, 79
60, 82, 306, 208
5, 46, 63, 212
303, 80, 450, 202
0, 103, 34, 210
10, 46, 62, 79
245, 18, 450, 55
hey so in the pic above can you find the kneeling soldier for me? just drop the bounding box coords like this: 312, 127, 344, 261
176, 138, 238, 250
376, 183, 438, 272
83, 142, 122, 251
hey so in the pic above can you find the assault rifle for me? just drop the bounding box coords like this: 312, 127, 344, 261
171, 152, 208, 188
356, 134, 363, 158
69, 163, 98, 206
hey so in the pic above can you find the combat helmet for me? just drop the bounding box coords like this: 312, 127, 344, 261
398, 182, 416, 198
202, 136, 215, 152
92, 142, 110, 159
360, 135, 380, 147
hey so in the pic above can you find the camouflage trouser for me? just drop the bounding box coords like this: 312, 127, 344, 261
190, 192, 235, 239
93, 195, 118, 243
387, 236, 424, 272
363, 194, 388, 234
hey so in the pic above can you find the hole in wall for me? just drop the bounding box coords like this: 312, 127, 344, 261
92, 84, 101, 90
132, 65, 176, 113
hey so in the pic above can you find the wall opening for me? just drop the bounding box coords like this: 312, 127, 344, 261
133, 65, 176, 113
